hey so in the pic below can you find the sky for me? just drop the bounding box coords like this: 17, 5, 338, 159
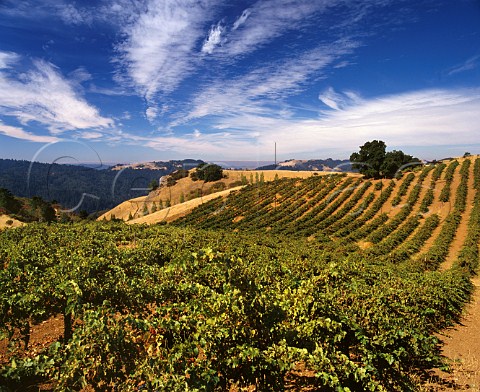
0, 0, 479, 165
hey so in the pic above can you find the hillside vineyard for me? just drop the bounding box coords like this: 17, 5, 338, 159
1, 157, 479, 390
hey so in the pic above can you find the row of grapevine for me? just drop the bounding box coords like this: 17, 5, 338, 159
438, 160, 460, 202
455, 157, 480, 274
391, 172, 415, 206
417, 159, 471, 270
0, 221, 474, 390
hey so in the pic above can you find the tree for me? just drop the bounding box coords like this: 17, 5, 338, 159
78, 210, 89, 219
148, 179, 158, 191
381, 150, 420, 179
194, 163, 224, 182
59, 212, 72, 223
41, 203, 53, 222
180, 192, 185, 203
0, 188, 21, 214
350, 140, 420, 179
166, 177, 177, 187
350, 140, 386, 179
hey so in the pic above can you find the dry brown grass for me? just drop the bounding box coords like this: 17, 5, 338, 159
0, 214, 24, 229
127, 186, 244, 225
98, 169, 360, 222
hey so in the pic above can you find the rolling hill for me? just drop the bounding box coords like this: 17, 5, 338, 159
98, 169, 356, 222
0, 159, 203, 213
1, 155, 479, 391
172, 156, 477, 274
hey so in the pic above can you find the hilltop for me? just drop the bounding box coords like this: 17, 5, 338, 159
0, 159, 203, 213
109, 159, 204, 171
99, 169, 361, 222
256, 158, 351, 171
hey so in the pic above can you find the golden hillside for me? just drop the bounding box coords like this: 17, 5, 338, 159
98, 169, 359, 223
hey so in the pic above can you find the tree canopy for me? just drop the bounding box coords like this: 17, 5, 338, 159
191, 163, 224, 182
350, 140, 420, 179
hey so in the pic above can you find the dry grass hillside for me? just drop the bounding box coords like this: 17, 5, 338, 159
0, 214, 24, 229
98, 169, 360, 222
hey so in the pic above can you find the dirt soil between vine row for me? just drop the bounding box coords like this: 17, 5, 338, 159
426, 275, 480, 391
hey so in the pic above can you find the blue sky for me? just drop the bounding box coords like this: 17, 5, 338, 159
0, 0, 479, 164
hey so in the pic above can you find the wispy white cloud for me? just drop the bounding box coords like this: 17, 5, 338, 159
319, 87, 362, 111
0, 121, 59, 143
226, 88, 480, 157
216, 0, 331, 57
177, 40, 358, 124
69, 66, 92, 84
57, 3, 92, 25
232, 9, 251, 31
0, 51, 20, 69
201, 22, 226, 54
0, 52, 114, 134
77, 131, 103, 140
115, 0, 221, 101
448, 54, 480, 75
0, 0, 142, 27
145, 106, 158, 122
131, 88, 480, 159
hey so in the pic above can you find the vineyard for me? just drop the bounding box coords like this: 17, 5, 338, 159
1, 157, 479, 391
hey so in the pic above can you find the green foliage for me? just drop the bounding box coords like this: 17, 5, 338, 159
0, 188, 21, 214
194, 164, 224, 182
148, 179, 158, 191
381, 150, 420, 178
0, 223, 473, 390
350, 140, 420, 179
350, 140, 387, 179
1, 159, 478, 391
391, 172, 415, 206
439, 160, 460, 203
170, 169, 189, 181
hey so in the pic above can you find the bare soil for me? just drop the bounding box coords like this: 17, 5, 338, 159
425, 276, 480, 391
0, 315, 64, 366
441, 162, 476, 271
98, 170, 356, 222
0, 214, 24, 229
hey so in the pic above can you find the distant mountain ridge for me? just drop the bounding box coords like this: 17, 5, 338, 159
110, 159, 203, 171
0, 159, 204, 213
256, 158, 352, 171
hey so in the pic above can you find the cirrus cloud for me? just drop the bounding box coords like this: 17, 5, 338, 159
0, 52, 114, 134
